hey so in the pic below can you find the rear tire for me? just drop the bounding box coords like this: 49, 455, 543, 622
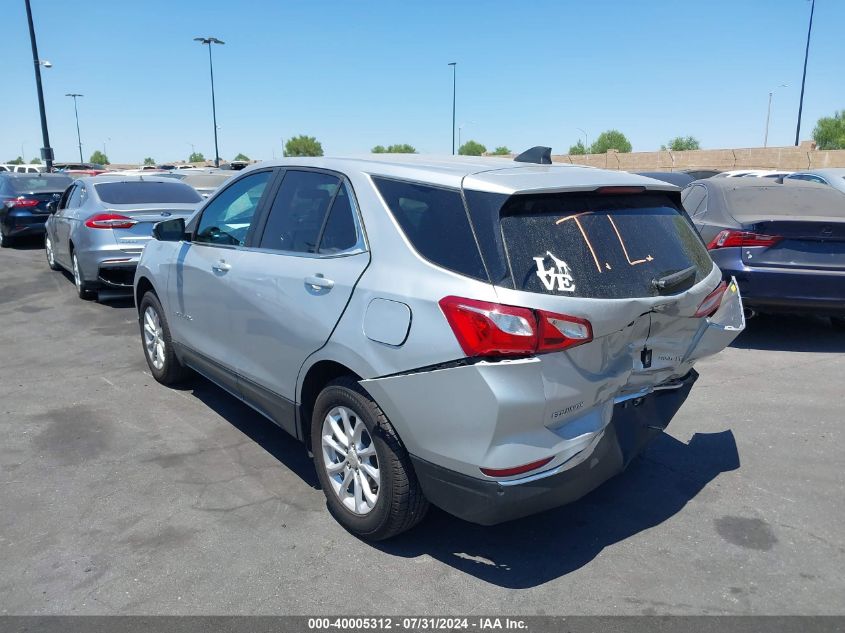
72, 252, 97, 300
311, 376, 429, 541
138, 291, 190, 385
45, 235, 61, 270
0, 230, 13, 248
831, 317, 845, 331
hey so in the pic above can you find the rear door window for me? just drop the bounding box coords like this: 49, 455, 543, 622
372, 177, 487, 281
476, 192, 712, 299
257, 170, 361, 254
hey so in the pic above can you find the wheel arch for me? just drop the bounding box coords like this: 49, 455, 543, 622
135, 276, 157, 314
298, 360, 364, 451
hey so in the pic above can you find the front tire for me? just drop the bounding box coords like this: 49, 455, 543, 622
45, 235, 61, 270
311, 376, 428, 540
138, 291, 190, 385
72, 252, 97, 300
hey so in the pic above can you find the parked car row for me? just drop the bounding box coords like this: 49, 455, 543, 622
680, 177, 845, 326
0, 163, 46, 174
18, 151, 746, 540
5, 151, 840, 541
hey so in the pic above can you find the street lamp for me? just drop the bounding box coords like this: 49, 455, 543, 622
448, 62, 457, 154
194, 36, 225, 167
24, 0, 55, 171
576, 127, 588, 153
458, 121, 476, 149
764, 84, 788, 148
795, 0, 815, 146
65, 93, 84, 163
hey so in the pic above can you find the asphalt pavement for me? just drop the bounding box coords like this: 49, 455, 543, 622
1, 238, 843, 615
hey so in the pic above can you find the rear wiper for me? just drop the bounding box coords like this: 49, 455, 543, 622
651, 265, 697, 295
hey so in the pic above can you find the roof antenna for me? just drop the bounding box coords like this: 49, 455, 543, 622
514, 146, 552, 165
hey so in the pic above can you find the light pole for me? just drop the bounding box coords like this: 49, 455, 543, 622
65, 93, 84, 163
795, 0, 815, 146
103, 137, 111, 157
24, 0, 55, 171
458, 121, 475, 149
764, 84, 787, 148
194, 36, 225, 167
448, 62, 457, 154
576, 127, 588, 153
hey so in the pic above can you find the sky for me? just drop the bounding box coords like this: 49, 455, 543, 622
1, 0, 843, 164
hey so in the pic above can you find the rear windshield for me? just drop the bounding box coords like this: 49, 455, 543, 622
94, 181, 202, 204
180, 174, 232, 188
726, 185, 845, 215
9, 175, 72, 193
468, 191, 712, 299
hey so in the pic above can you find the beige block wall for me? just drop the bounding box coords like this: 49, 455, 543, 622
546, 145, 845, 171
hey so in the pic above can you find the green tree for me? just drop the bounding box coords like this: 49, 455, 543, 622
89, 150, 109, 165
491, 146, 511, 155
7, 156, 24, 165
143, 157, 156, 166
387, 144, 416, 153
458, 140, 486, 156
813, 111, 845, 150
284, 135, 323, 157
189, 151, 205, 163
568, 140, 586, 155
664, 136, 700, 151
589, 130, 632, 154
30, 157, 42, 165
233, 153, 250, 161
371, 144, 416, 153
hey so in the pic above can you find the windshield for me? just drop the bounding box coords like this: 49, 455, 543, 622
94, 181, 202, 204
467, 191, 712, 299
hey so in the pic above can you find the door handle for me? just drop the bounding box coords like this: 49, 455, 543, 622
305, 274, 334, 290
212, 260, 231, 272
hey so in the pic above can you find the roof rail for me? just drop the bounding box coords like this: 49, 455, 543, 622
514, 146, 552, 165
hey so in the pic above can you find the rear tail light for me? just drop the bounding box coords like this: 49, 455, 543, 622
3, 197, 39, 209
438, 296, 593, 358
707, 229, 782, 249
694, 281, 728, 318
480, 456, 555, 478
85, 213, 137, 229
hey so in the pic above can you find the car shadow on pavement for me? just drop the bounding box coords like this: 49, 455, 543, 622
730, 314, 845, 353
375, 430, 740, 589
176, 377, 320, 488
4, 235, 45, 250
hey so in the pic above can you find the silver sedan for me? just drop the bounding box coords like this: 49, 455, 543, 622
45, 175, 202, 300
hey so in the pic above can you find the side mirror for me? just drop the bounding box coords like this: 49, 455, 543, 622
47, 193, 61, 213
152, 217, 187, 242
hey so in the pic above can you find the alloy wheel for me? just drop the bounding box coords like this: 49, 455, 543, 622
321, 406, 380, 515
143, 306, 166, 371
45, 237, 55, 266
72, 255, 82, 290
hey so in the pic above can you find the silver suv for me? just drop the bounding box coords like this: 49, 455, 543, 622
134, 153, 744, 540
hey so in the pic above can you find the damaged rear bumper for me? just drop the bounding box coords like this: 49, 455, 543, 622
410, 370, 697, 525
